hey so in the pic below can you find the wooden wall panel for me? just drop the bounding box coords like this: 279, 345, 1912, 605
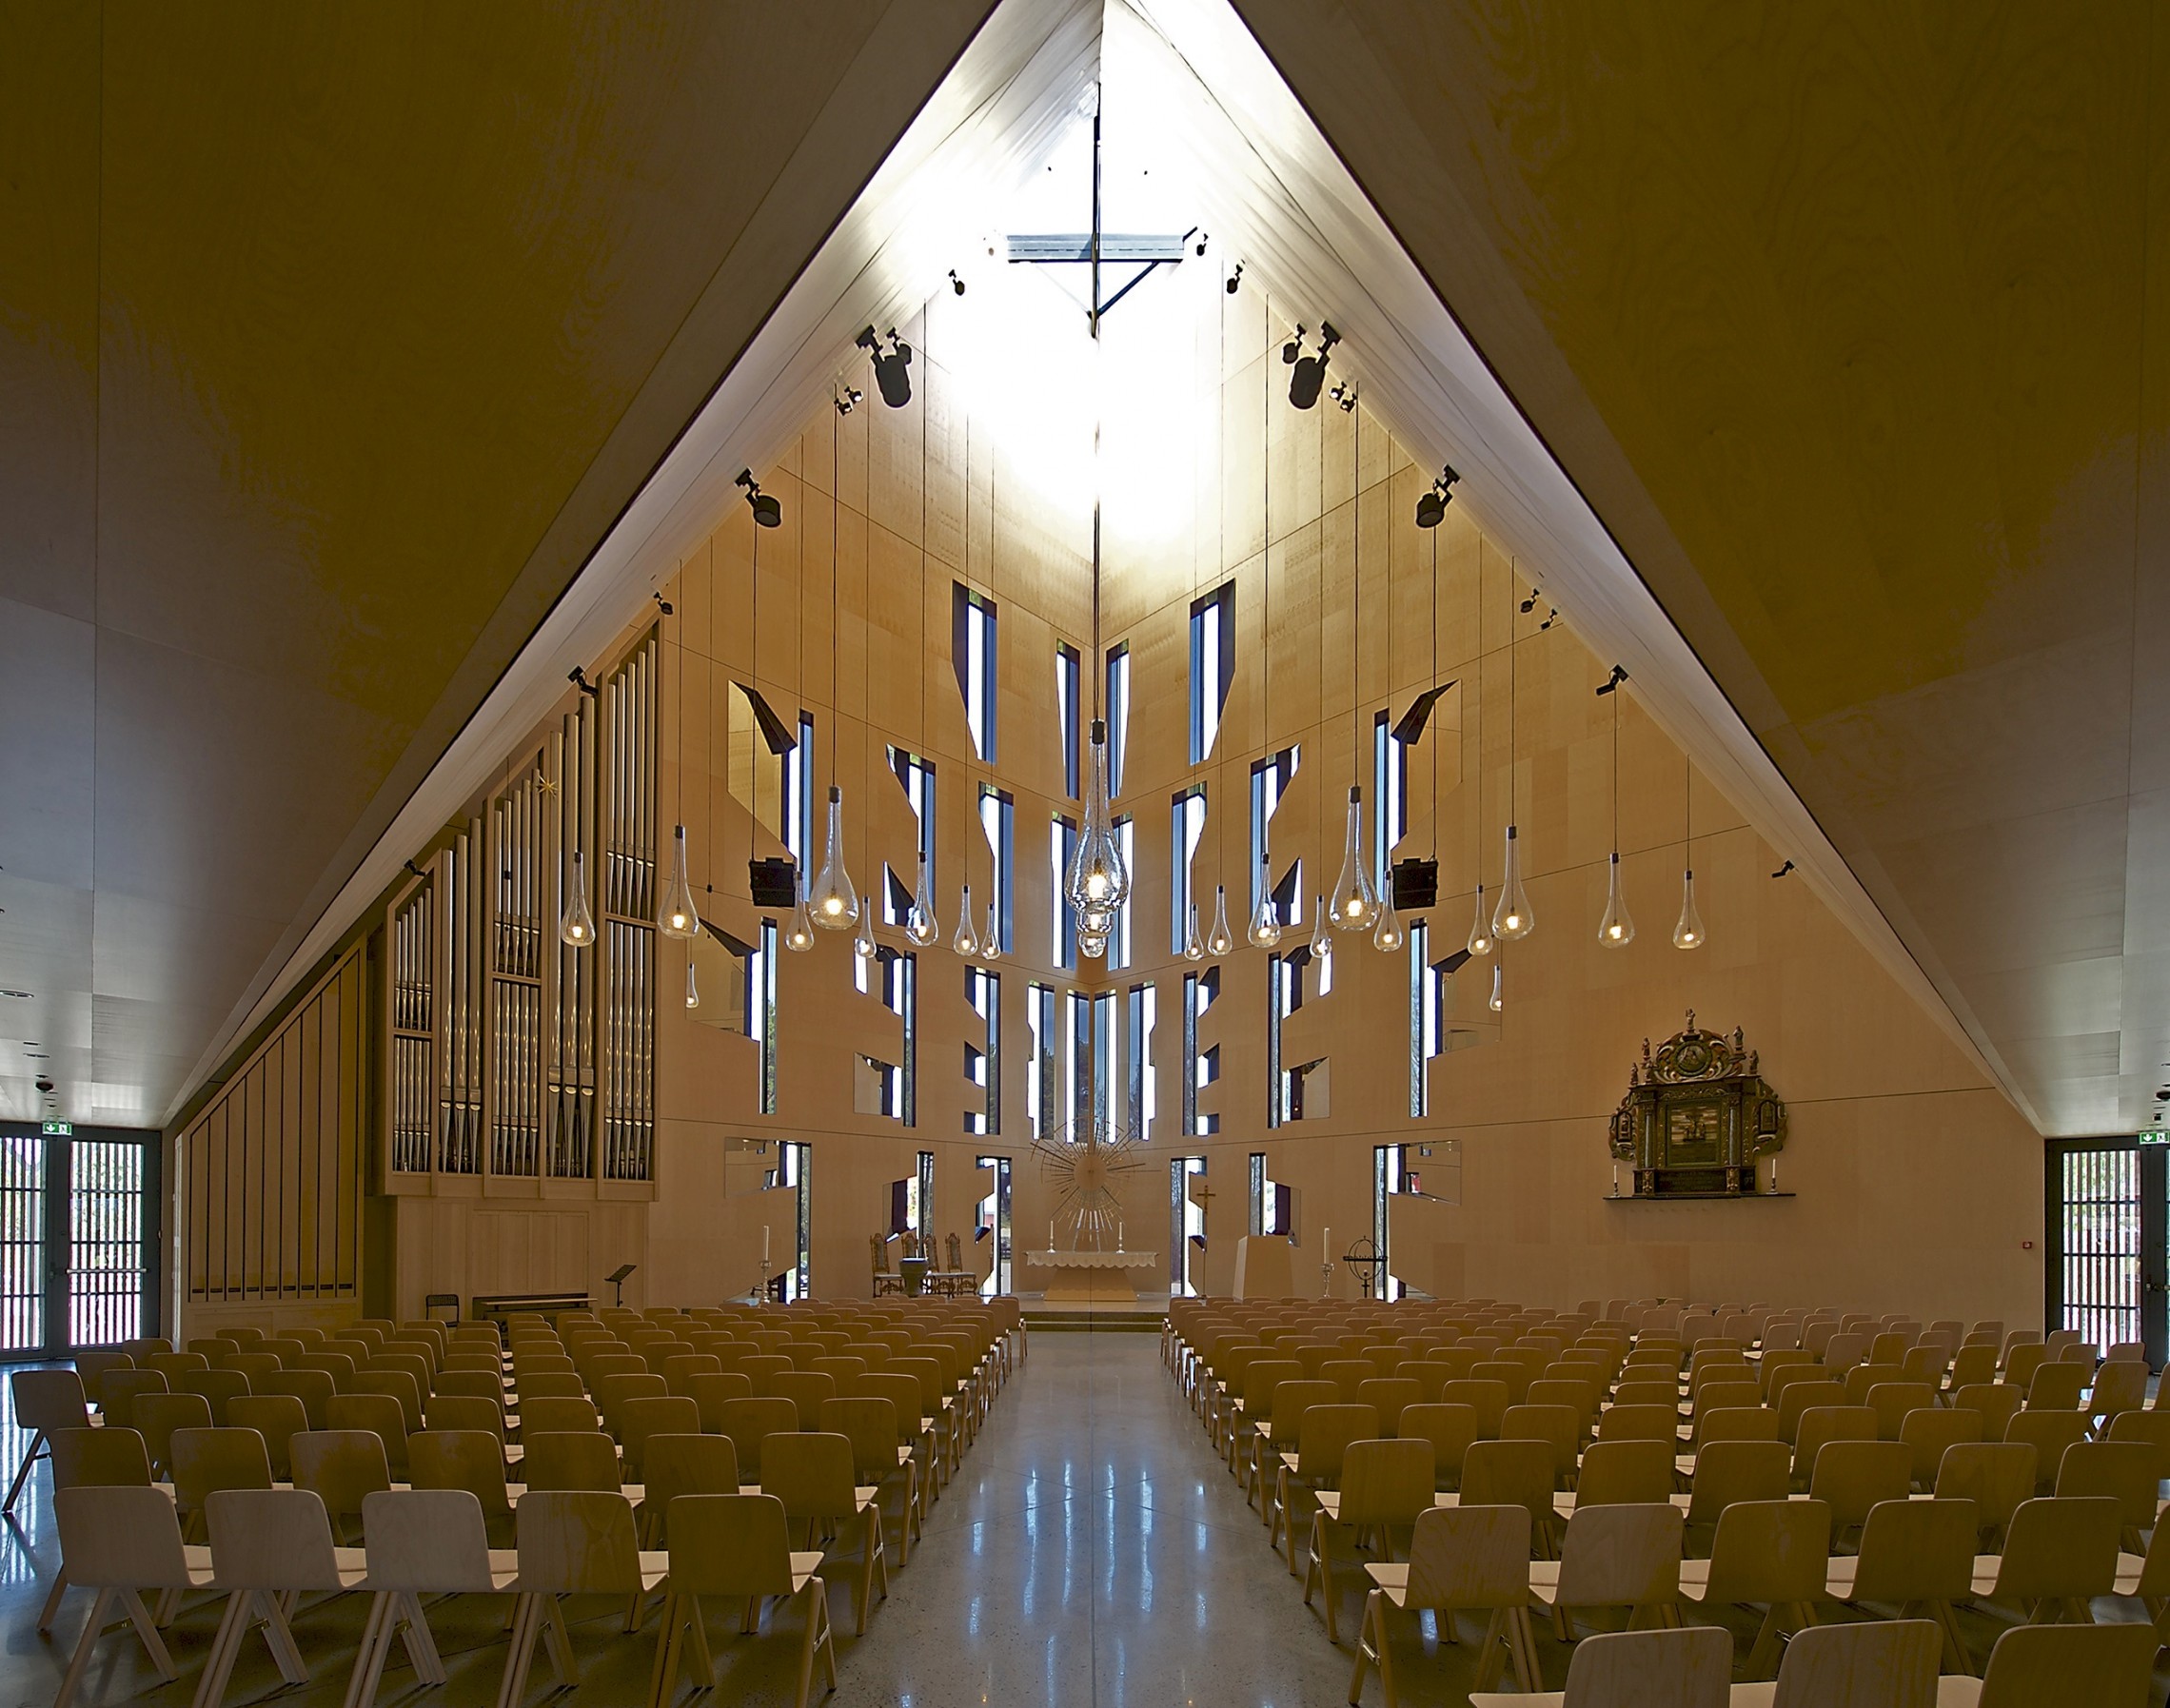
179, 945, 367, 1315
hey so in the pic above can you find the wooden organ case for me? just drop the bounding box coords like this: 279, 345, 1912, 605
1608, 1012, 1786, 1198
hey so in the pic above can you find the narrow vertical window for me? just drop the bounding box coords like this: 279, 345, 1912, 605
1189, 582, 1234, 764
953, 583, 998, 763
1127, 981, 1157, 1143
1170, 788, 1207, 953
1250, 746, 1302, 930
1408, 919, 1430, 1117
1028, 982, 1057, 1140
886, 747, 936, 924
753, 918, 779, 1115
979, 786, 1015, 953
1110, 815, 1134, 970
783, 712, 816, 867
1105, 642, 1130, 797
966, 967, 1000, 1135
1374, 711, 1409, 892
1052, 814, 1078, 970
1055, 641, 1081, 800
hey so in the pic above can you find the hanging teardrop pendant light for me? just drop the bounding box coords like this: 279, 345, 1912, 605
1489, 960, 1503, 1011
1599, 679, 1632, 946
953, 884, 979, 956
1600, 854, 1635, 947
1206, 885, 1234, 957
1067, 720, 1129, 925
783, 869, 817, 952
907, 854, 939, 947
1248, 851, 1283, 949
660, 823, 700, 939
1466, 882, 1494, 957
684, 959, 700, 1010
980, 896, 1002, 961
1493, 824, 1533, 941
1182, 901, 1206, 962
1310, 895, 1334, 963
1373, 883, 1404, 952
1079, 922, 1110, 961
853, 898, 876, 959
560, 849, 597, 948
1673, 760, 1705, 950
1330, 786, 1379, 930
807, 786, 858, 929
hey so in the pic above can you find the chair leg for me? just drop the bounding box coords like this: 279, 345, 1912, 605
1471, 1609, 1507, 1693
401, 1591, 446, 1683
53, 1586, 113, 1708
120, 1587, 177, 1682
648, 1590, 683, 1708
192, 1591, 251, 1708
3, 1431, 43, 1513
1510, 1606, 1542, 1691
343, 1592, 393, 1708
542, 1595, 580, 1684
257, 1588, 311, 1685
495, 1594, 541, 1708
38, 1564, 69, 1634
860, 1507, 888, 1635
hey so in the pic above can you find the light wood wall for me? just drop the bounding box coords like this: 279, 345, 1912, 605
176, 944, 367, 1338
634, 270, 2044, 1326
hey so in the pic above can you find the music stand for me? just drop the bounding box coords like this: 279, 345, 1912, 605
605, 1264, 637, 1308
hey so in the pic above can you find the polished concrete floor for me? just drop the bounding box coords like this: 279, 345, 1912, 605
5, 1334, 2169, 1707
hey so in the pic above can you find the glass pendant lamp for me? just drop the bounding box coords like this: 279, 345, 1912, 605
980, 897, 1002, 960
1310, 896, 1333, 963
1330, 786, 1379, 931
1465, 882, 1493, 958
559, 850, 597, 948
1488, 961, 1503, 1011
807, 786, 858, 930
1182, 902, 1205, 962
853, 901, 876, 959
953, 885, 980, 956
659, 824, 700, 938
1599, 852, 1635, 947
1372, 882, 1404, 952
1492, 824, 1534, 940
1206, 886, 1235, 957
1078, 926, 1109, 961
684, 960, 700, 1010
1066, 720, 1130, 926
1672, 868, 1706, 950
906, 854, 940, 946
1247, 853, 1282, 948
783, 870, 817, 952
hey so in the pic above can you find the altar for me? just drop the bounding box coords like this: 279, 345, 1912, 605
1029, 1248, 1160, 1303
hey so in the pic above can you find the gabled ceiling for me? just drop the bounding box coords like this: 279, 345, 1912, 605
1229, 0, 2167, 1137
0, 1, 1015, 1126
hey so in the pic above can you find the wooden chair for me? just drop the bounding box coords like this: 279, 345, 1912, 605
1676, 1498, 1829, 1679
1749, 1618, 1940, 1706
51, 1485, 214, 1708
1943, 1620, 2157, 1707
500, 1491, 666, 1706
289, 1428, 392, 1545
1527, 1502, 1683, 1642
345, 1488, 519, 1708
650, 1493, 836, 1708
1824, 1497, 1976, 1675
7, 1368, 89, 1509
196, 1487, 367, 1708
1351, 1502, 1536, 1707
760, 1430, 887, 1635
1305, 1438, 1433, 1639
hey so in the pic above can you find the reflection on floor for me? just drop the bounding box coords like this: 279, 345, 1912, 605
1, 1334, 2167, 1707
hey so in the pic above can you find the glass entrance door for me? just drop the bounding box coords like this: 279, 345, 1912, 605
0, 1124, 159, 1355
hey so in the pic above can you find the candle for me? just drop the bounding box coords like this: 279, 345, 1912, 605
1049, 1219, 1055, 1252
1117, 1221, 1124, 1250
1322, 1226, 1331, 1255
762, 1226, 770, 1266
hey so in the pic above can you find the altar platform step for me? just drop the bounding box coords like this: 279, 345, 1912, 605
1019, 1293, 1169, 1333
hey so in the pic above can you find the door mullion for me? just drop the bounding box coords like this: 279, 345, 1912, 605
2143, 1146, 2168, 1367
43, 1133, 70, 1357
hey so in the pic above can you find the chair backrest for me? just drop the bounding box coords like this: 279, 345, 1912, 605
2054, 1440, 2159, 1528
1460, 1438, 1557, 1534
718, 1397, 801, 1482
1849, 1498, 1977, 1601
1768, 1618, 1940, 1708
2004, 1411, 2090, 1493
1705, 1498, 1830, 1605
1991, 1496, 2119, 1600
12, 1368, 89, 1433
663, 1493, 797, 1599
523, 1395, 602, 1437
1593, 1403, 1675, 1444
1792, 1406, 1878, 1485
819, 1398, 901, 1486
1355, 1377, 1422, 1436
94, 1373, 168, 1432
770, 1370, 836, 1431
49, 1425, 151, 1489
2088, 1359, 2148, 1421
1295, 1404, 1380, 1482
2105, 1408, 2170, 1481
1864, 1382, 1935, 1440
361, 1488, 497, 1592
1973, 1618, 2157, 1708
407, 1429, 511, 1516
326, 1393, 409, 1474
1438, 1379, 1509, 1438
54, 1484, 192, 1590
1553, 1502, 1683, 1610
289, 1428, 392, 1523
1404, 1502, 1531, 1610
1684, 1439, 1790, 1529
514, 1489, 641, 1594
136, 1390, 213, 1472
71, 1350, 133, 1407
1809, 1438, 1913, 1534
520, 1431, 622, 1492
1396, 1403, 1479, 1489
1558, 1626, 1730, 1708
760, 1429, 857, 1523
1573, 1439, 1674, 1508
2026, 1362, 2086, 1411
1501, 1404, 1578, 1482
226, 1394, 308, 1480
619, 1395, 700, 1480
1933, 1441, 2037, 1536
170, 1425, 274, 1515
1334, 1438, 1435, 1529
641, 1433, 741, 1537
1952, 1383, 2025, 1442
205, 1486, 344, 1590
1898, 1405, 1981, 1488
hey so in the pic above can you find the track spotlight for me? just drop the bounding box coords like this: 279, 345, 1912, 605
948, 269, 966, 296
1771, 859, 1796, 879
1538, 606, 1560, 630
1519, 591, 1540, 614
737, 468, 781, 528
1594, 663, 1628, 696
1283, 322, 1340, 409
835, 384, 863, 415
857, 325, 914, 407
568, 665, 601, 698
1329, 380, 1358, 412
1226, 262, 1243, 295
1413, 465, 1461, 528
1195, 233, 1210, 256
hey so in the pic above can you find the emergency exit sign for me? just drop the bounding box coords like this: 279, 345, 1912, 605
41, 1120, 70, 1136
2140, 1129, 2168, 1146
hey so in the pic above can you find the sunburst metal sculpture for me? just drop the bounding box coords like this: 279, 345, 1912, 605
1032, 1119, 1150, 1246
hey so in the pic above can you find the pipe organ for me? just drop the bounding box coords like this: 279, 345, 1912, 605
383, 633, 657, 1195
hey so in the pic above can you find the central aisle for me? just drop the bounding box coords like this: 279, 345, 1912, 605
849, 1329, 1361, 1708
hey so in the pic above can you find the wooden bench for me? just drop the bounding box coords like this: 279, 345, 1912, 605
471, 1291, 591, 1326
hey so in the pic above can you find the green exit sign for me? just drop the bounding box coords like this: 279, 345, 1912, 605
40, 1120, 70, 1136
2140, 1129, 2169, 1147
